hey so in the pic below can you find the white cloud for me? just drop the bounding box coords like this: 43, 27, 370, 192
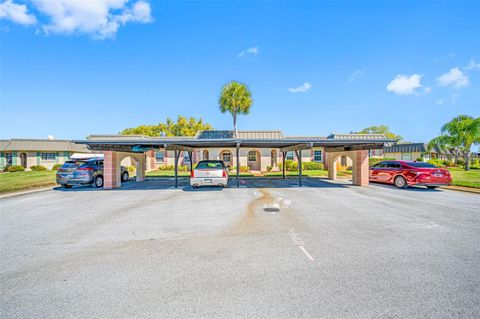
464, 59, 480, 71
288, 82, 312, 93
0, 0, 37, 25
436, 67, 469, 89
435, 99, 444, 105
0, 0, 153, 39
386, 74, 423, 95
238, 46, 258, 58
348, 69, 365, 82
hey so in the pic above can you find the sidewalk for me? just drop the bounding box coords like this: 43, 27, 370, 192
442, 185, 480, 194
0, 186, 54, 200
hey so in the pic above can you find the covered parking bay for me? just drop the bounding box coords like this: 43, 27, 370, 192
76, 134, 395, 189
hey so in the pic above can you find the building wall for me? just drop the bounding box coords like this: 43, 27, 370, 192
0, 151, 76, 170
146, 147, 326, 171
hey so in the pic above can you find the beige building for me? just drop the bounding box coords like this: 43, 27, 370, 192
383, 143, 452, 161
0, 138, 90, 170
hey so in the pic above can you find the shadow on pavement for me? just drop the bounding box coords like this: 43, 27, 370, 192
53, 176, 350, 192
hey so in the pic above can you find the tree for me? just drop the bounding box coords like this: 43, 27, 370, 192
218, 81, 253, 138
355, 125, 403, 141
428, 115, 480, 170
120, 116, 213, 137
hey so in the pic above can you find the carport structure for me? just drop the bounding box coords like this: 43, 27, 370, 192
76, 132, 395, 189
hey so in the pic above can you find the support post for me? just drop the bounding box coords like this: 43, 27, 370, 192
188, 150, 193, 177
282, 151, 286, 179
174, 150, 179, 188
236, 143, 240, 188
298, 149, 302, 187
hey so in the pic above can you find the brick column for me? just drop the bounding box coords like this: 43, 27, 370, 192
353, 150, 369, 186
135, 153, 146, 182
326, 151, 337, 180
104, 151, 120, 189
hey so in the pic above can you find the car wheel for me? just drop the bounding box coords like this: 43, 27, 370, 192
122, 171, 129, 182
394, 176, 407, 189
61, 184, 72, 189
426, 186, 438, 189
94, 175, 104, 188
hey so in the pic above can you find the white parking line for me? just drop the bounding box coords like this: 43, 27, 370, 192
288, 228, 314, 261
299, 246, 315, 261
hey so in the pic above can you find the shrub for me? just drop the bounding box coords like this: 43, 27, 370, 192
266, 165, 272, 172
30, 165, 47, 171
416, 157, 424, 162
240, 166, 250, 172
52, 164, 62, 170
442, 160, 454, 167
178, 165, 189, 172
369, 157, 395, 166
158, 164, 174, 171
427, 159, 444, 167
128, 165, 136, 173
8, 165, 25, 172
303, 162, 324, 170
455, 159, 465, 167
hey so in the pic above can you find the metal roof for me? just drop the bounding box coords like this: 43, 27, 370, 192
384, 143, 448, 154
0, 139, 90, 152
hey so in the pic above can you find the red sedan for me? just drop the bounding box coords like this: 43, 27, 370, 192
369, 160, 452, 189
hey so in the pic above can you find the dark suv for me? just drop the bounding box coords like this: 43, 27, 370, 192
56, 158, 129, 189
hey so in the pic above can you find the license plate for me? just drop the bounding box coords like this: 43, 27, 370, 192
203, 179, 212, 183
434, 173, 443, 177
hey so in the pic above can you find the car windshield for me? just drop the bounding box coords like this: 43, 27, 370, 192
407, 162, 437, 168
62, 160, 87, 168
196, 161, 224, 169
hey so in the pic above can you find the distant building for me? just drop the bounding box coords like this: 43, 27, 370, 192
0, 139, 90, 170
383, 143, 452, 161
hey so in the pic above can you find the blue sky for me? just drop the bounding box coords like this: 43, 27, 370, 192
0, 0, 479, 142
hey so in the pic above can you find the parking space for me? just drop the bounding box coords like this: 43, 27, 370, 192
1, 179, 479, 318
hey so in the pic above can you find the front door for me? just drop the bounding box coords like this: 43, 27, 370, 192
20, 153, 27, 168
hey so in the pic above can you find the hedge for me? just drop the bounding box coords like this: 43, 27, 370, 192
51, 164, 62, 170
30, 165, 47, 171
8, 165, 25, 172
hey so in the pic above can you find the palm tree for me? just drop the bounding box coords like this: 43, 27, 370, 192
218, 81, 253, 138
428, 115, 480, 170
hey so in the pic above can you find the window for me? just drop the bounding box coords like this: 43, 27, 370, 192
313, 150, 322, 162
286, 151, 294, 160
221, 151, 231, 163
155, 151, 164, 163
248, 151, 257, 162
5, 153, 12, 165
184, 151, 191, 163
196, 161, 225, 169
387, 162, 401, 169
41, 152, 56, 161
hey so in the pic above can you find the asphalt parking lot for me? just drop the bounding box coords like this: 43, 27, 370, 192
1, 177, 479, 318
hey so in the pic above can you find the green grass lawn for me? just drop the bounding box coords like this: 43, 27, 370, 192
0, 171, 57, 194
264, 169, 351, 177
146, 170, 255, 177
448, 167, 480, 188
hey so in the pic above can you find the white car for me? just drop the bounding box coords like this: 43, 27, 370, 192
190, 160, 229, 188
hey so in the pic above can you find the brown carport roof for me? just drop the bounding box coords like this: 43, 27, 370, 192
76, 131, 396, 152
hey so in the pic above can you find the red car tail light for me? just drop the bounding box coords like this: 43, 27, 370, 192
191, 170, 195, 178
78, 167, 93, 171
222, 169, 227, 178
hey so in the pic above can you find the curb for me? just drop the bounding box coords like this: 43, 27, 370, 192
441, 186, 480, 195
0, 186, 55, 200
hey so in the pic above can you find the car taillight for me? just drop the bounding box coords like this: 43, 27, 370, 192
191, 170, 195, 178
410, 170, 426, 176
222, 169, 227, 178
78, 167, 93, 171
